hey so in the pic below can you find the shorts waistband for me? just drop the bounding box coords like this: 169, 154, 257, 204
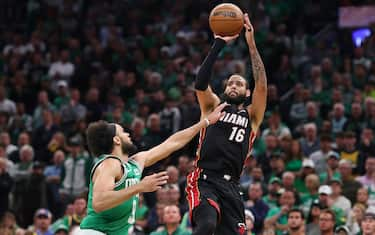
200, 169, 239, 183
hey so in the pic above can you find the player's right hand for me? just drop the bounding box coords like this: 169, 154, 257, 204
207, 102, 228, 124
139, 171, 169, 192
214, 34, 239, 43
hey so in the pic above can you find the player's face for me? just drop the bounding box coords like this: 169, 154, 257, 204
288, 212, 303, 230
115, 124, 137, 155
223, 75, 248, 105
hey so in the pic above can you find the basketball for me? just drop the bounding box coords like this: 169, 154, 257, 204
209, 3, 244, 37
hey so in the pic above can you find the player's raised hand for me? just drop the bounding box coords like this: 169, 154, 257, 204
139, 171, 169, 192
206, 102, 229, 125
243, 13, 255, 45
214, 33, 239, 43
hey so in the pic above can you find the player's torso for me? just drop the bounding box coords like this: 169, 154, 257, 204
81, 158, 142, 234
198, 104, 254, 178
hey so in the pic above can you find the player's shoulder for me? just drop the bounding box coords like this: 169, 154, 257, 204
96, 157, 123, 174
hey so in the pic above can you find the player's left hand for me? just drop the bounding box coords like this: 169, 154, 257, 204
244, 13, 255, 45
206, 102, 229, 125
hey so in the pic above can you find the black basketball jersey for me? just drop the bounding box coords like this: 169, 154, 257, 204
196, 104, 256, 180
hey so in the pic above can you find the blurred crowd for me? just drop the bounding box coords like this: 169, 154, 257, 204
0, 0, 374, 234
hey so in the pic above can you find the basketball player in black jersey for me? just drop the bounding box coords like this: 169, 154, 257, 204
186, 14, 267, 235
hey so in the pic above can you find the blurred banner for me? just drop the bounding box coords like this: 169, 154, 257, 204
339, 5, 375, 28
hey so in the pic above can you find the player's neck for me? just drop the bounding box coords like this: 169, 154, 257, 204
111, 148, 129, 162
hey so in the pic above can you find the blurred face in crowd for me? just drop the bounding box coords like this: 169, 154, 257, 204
333, 104, 344, 119
248, 183, 263, 201
53, 151, 65, 165
166, 166, 179, 184
178, 155, 189, 175
156, 188, 168, 203
18, 132, 30, 146
319, 194, 330, 207
282, 172, 295, 189
280, 191, 295, 208
311, 205, 321, 218
327, 156, 339, 169
223, 75, 248, 105
288, 211, 304, 231
352, 103, 362, 118
251, 167, 263, 181
320, 139, 331, 152
319, 212, 334, 233
0, 132, 11, 146
265, 135, 278, 150
163, 205, 181, 225
365, 157, 375, 174
35, 214, 51, 231
339, 162, 352, 179
330, 182, 342, 196
74, 198, 87, 217
168, 186, 180, 203
357, 188, 369, 204
305, 174, 319, 191
361, 216, 375, 235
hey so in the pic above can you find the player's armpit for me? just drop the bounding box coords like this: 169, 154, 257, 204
196, 86, 221, 115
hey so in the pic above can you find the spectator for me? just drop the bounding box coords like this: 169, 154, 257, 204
27, 208, 53, 235
306, 199, 321, 235
59, 137, 91, 203
265, 190, 296, 235
329, 177, 351, 215
245, 182, 269, 234
300, 123, 320, 157
244, 209, 255, 235
285, 209, 305, 235
309, 135, 334, 175
44, 150, 65, 218
338, 160, 362, 204
0, 86, 16, 116
360, 209, 375, 235
51, 196, 86, 232
150, 205, 190, 235
0, 158, 13, 217
318, 209, 335, 235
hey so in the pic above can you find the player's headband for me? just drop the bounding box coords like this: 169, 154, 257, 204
108, 123, 116, 139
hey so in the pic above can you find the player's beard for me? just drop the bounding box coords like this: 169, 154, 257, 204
222, 93, 246, 105
121, 139, 138, 156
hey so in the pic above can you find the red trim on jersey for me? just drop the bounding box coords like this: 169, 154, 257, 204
207, 198, 222, 222
186, 168, 202, 221
244, 130, 257, 168
194, 127, 206, 166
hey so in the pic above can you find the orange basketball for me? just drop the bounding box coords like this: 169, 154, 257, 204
209, 3, 244, 37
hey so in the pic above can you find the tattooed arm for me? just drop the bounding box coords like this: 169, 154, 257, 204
244, 13, 267, 131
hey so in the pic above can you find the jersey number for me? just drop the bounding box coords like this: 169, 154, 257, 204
229, 127, 245, 142
127, 195, 138, 224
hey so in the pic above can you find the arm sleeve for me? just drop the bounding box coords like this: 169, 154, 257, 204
195, 38, 226, 91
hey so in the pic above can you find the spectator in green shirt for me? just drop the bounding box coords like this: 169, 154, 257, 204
265, 189, 296, 235
150, 205, 191, 235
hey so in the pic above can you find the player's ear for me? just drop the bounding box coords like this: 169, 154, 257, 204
113, 136, 121, 145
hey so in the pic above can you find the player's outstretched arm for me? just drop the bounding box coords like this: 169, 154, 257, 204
91, 158, 168, 213
195, 34, 238, 115
133, 103, 228, 168
244, 13, 267, 131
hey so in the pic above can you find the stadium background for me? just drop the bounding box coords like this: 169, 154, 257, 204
0, 0, 374, 234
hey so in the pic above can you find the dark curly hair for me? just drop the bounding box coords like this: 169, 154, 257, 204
86, 121, 116, 157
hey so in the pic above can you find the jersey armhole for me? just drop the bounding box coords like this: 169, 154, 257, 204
90, 156, 127, 186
